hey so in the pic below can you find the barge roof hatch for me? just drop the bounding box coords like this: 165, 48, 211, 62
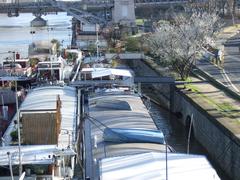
103, 128, 165, 144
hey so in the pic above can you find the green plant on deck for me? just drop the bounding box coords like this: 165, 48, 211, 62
29, 58, 39, 68
66, 52, 77, 63
111, 59, 119, 68
87, 43, 97, 54
10, 130, 18, 141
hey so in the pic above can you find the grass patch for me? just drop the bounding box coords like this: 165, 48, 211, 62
222, 24, 240, 33
217, 102, 235, 112
136, 19, 145, 26
184, 84, 240, 120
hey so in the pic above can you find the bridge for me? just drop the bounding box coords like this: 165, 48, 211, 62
0, 0, 189, 25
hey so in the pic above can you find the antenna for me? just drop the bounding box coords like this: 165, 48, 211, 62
15, 80, 22, 176
7, 152, 14, 180
165, 140, 168, 180
96, 24, 100, 61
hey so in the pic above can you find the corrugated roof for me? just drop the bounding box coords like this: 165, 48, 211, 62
91, 68, 132, 78
86, 93, 167, 179
3, 86, 77, 148
100, 152, 220, 180
81, 68, 133, 78
89, 94, 159, 144
0, 145, 75, 166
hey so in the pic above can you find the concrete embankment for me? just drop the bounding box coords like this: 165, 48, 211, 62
130, 58, 240, 180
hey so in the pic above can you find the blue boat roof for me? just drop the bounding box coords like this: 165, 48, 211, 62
103, 128, 165, 144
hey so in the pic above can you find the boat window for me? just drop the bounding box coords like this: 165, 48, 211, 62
96, 100, 131, 111
103, 128, 165, 144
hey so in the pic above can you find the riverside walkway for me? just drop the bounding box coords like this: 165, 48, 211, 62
142, 24, 240, 180
196, 23, 240, 93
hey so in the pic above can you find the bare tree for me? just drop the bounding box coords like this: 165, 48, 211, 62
226, 0, 236, 24
146, 12, 221, 80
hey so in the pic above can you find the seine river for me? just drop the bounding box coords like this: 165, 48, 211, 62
0, 12, 72, 62
143, 96, 230, 180
0, 10, 230, 180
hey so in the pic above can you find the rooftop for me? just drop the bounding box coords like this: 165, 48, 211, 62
3, 86, 77, 148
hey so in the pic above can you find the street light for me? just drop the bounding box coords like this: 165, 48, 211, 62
7, 51, 16, 75
6, 50, 22, 176
96, 24, 100, 60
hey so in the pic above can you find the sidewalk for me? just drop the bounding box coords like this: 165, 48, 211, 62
216, 24, 240, 43
183, 77, 240, 135
190, 24, 240, 135
145, 55, 240, 135
142, 21, 240, 180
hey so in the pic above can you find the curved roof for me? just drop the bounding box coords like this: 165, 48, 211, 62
100, 152, 220, 180
3, 86, 77, 148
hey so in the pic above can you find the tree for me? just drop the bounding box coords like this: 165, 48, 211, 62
51, 39, 61, 55
125, 37, 140, 52
29, 57, 39, 68
146, 12, 221, 80
226, 0, 237, 24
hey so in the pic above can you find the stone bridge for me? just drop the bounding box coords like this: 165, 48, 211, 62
0, 0, 189, 25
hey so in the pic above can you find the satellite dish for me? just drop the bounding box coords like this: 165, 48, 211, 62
19, 172, 25, 180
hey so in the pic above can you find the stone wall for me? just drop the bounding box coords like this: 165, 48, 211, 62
144, 80, 240, 180
173, 89, 240, 180
131, 59, 240, 179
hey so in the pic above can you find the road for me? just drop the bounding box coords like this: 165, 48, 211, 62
196, 36, 240, 93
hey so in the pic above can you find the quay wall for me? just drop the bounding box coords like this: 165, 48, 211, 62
173, 89, 240, 180
130, 59, 240, 180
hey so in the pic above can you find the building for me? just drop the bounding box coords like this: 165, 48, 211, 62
1, 86, 78, 179
75, 23, 107, 50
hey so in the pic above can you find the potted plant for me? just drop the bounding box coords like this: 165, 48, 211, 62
10, 130, 18, 141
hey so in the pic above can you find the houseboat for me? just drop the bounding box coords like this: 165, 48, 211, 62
1, 86, 78, 179
75, 68, 221, 180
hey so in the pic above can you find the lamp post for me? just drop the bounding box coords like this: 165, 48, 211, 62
7, 51, 22, 176
7, 51, 16, 75
16, 82, 22, 177
7, 152, 14, 180
96, 24, 100, 61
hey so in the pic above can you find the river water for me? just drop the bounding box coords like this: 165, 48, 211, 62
142, 99, 230, 180
0, 11, 230, 180
0, 12, 72, 63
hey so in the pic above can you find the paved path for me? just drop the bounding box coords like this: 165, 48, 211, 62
197, 24, 240, 93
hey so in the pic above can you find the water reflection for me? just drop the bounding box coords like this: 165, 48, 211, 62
0, 13, 72, 61
143, 99, 230, 180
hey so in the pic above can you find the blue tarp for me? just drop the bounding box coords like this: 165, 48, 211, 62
103, 128, 165, 144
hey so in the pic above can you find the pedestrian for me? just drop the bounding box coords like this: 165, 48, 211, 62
220, 49, 224, 67
214, 49, 218, 64
217, 49, 221, 65
218, 49, 224, 67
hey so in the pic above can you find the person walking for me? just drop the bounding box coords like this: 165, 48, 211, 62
214, 49, 218, 65
217, 49, 221, 66
218, 48, 224, 67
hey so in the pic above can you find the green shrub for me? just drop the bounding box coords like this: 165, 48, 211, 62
10, 130, 18, 141
125, 37, 140, 52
